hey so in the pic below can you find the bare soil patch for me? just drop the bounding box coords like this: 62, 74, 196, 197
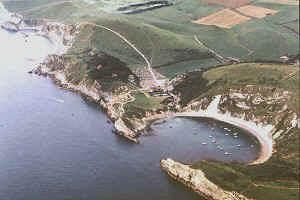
193, 9, 250, 28
236, 5, 278, 18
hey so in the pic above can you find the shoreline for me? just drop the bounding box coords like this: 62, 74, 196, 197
0, 0, 276, 167
160, 158, 250, 200
0, 3, 276, 157
140, 105, 272, 165
175, 95, 274, 165
175, 112, 273, 165
144, 95, 274, 165
34, 65, 140, 143
35, 61, 274, 163
1, 2, 298, 200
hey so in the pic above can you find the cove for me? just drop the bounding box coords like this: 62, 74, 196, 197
0, 25, 259, 200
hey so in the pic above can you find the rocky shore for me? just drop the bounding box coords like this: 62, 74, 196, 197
0, 4, 76, 54
4, 2, 283, 149
0, 3, 141, 143
161, 88, 299, 199
161, 158, 250, 200
34, 57, 140, 143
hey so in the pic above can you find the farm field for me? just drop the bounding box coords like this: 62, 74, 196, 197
193, 8, 250, 28
236, 5, 278, 18
3, 0, 299, 77
1, 1, 299, 200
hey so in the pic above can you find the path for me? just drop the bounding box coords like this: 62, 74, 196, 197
79, 22, 159, 85
194, 35, 229, 63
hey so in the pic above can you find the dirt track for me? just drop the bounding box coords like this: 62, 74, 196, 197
79, 22, 159, 85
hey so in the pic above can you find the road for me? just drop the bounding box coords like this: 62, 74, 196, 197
18, 1, 161, 86
194, 35, 229, 63
79, 22, 159, 85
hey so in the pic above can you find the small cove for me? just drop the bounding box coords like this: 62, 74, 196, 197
0, 23, 260, 200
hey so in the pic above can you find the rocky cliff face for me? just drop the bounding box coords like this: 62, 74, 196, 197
161, 159, 250, 200
163, 84, 299, 199
186, 86, 298, 139
1, 8, 76, 52
34, 51, 143, 142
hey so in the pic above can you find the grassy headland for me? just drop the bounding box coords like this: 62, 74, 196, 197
2, 1, 299, 199
174, 62, 299, 200
3, 0, 299, 79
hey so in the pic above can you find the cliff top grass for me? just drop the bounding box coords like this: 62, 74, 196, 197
124, 92, 165, 118
3, 0, 299, 79
2, 2, 299, 199
178, 63, 300, 200
175, 63, 300, 112
203, 63, 300, 112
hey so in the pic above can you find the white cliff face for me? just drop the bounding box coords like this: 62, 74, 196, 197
0, 2, 75, 54
40, 23, 76, 54
0, 3, 74, 70
114, 119, 139, 143
176, 85, 299, 164
160, 159, 250, 200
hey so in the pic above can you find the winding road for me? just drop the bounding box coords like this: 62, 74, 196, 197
17, 0, 161, 86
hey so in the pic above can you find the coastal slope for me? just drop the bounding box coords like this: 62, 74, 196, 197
162, 63, 299, 200
1, 1, 299, 199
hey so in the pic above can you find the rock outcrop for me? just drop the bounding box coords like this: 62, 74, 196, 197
185, 87, 298, 141
34, 53, 141, 143
163, 85, 299, 199
161, 158, 250, 200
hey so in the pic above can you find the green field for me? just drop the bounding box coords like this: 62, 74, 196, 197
2, 1, 299, 199
124, 92, 164, 118
3, 0, 298, 79
174, 62, 299, 200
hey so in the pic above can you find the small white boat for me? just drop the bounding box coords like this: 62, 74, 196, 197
224, 127, 231, 132
217, 146, 223, 150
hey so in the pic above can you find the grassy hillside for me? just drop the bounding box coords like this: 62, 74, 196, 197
3, 0, 299, 79
193, 126, 299, 200
175, 63, 299, 111
124, 92, 165, 118
2, 2, 299, 199
174, 62, 299, 200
